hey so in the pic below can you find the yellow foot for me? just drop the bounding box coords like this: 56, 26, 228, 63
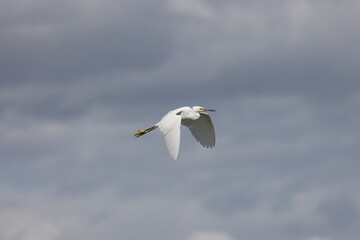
134, 130, 147, 138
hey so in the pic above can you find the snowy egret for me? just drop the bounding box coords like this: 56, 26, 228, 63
134, 106, 216, 160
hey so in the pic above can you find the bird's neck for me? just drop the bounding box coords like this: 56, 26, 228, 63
181, 111, 200, 120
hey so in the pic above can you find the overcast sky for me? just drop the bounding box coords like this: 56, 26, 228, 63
1, 0, 360, 240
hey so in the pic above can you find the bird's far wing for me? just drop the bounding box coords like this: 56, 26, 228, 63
157, 112, 182, 160
183, 113, 215, 148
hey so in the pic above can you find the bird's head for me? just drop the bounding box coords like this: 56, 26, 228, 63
192, 106, 216, 112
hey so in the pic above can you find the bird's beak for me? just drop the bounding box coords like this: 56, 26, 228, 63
201, 108, 216, 112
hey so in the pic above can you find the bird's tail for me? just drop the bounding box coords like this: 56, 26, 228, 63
134, 125, 158, 138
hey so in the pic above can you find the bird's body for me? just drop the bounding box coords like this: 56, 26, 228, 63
134, 106, 216, 160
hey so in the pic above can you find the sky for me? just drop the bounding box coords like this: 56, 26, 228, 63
1, 0, 360, 239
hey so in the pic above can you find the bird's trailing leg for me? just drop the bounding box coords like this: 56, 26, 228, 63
134, 125, 158, 138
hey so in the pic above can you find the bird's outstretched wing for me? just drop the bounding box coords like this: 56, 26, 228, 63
157, 112, 182, 160
183, 113, 215, 148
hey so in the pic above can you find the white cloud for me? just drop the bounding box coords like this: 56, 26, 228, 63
0, 189, 218, 240
188, 230, 235, 240
0, 191, 74, 240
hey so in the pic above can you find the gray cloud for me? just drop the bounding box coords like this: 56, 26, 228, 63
1, 0, 359, 240
0, 0, 173, 84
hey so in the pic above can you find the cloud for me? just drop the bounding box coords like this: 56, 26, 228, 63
0, 0, 359, 240
0, 188, 220, 240
0, 0, 173, 84
188, 230, 235, 240
304, 236, 331, 240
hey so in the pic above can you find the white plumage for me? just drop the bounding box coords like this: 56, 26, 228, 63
134, 106, 216, 160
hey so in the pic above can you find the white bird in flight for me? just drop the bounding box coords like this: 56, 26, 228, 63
134, 106, 216, 160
